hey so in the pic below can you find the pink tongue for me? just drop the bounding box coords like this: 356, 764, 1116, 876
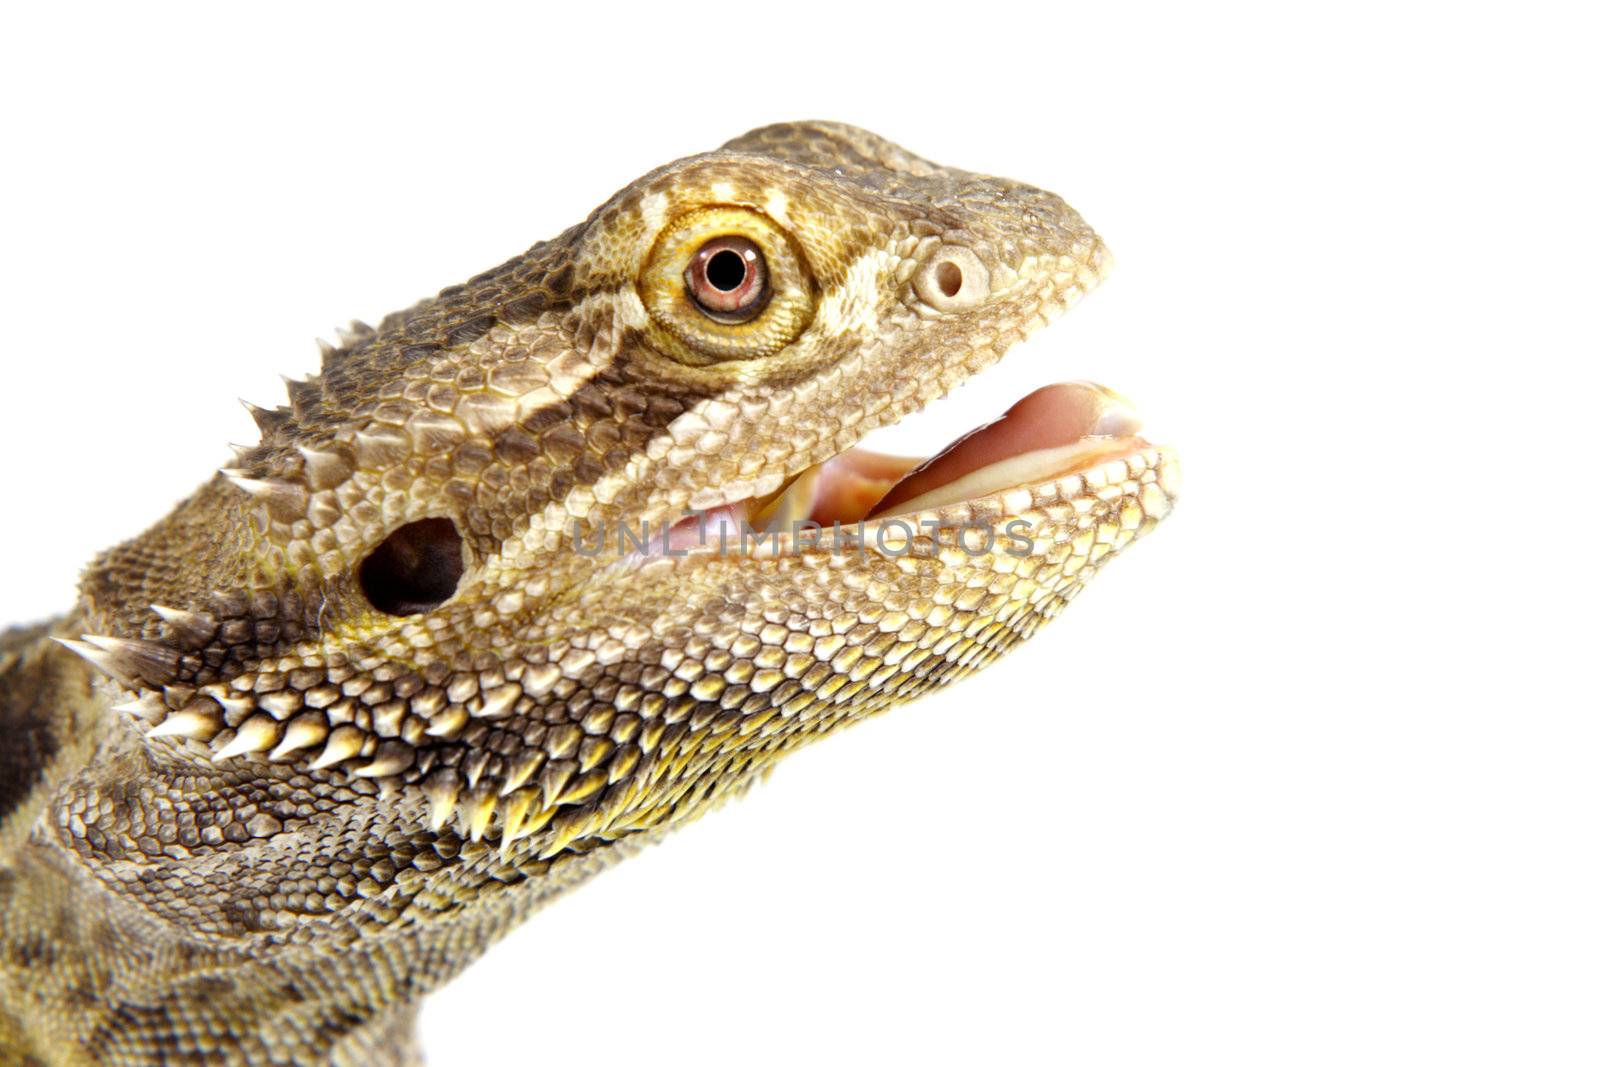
866, 381, 1138, 519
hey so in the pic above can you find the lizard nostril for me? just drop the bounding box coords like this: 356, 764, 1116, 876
935, 261, 963, 298
359, 518, 465, 616
913, 245, 990, 311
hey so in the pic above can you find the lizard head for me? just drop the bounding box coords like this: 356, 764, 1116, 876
70, 122, 1177, 869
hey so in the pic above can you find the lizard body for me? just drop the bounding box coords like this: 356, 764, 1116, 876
0, 122, 1177, 1064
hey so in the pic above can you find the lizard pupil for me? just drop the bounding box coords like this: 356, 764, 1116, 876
685, 235, 767, 321
706, 249, 746, 291
359, 518, 465, 616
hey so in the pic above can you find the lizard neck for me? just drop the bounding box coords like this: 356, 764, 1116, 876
0, 618, 645, 1064
7, 771, 646, 1064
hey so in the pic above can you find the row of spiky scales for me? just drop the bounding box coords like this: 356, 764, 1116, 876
222, 321, 381, 519
52, 607, 679, 864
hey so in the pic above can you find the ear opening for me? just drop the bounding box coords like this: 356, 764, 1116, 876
358, 518, 465, 616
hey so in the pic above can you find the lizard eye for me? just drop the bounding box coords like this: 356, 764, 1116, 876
639, 206, 813, 364
685, 236, 768, 322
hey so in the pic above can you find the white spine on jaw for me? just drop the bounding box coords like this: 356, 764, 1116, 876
913, 245, 991, 311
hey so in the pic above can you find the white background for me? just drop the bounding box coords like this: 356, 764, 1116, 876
3, 4, 1595, 1065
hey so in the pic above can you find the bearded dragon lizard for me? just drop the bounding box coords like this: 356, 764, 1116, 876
0, 122, 1178, 1065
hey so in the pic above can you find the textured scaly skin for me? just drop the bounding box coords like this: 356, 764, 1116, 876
0, 122, 1176, 1065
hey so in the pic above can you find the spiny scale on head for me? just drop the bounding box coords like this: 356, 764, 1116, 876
147, 703, 222, 742
270, 714, 329, 760
220, 470, 309, 522
282, 375, 323, 418
295, 444, 354, 490
111, 692, 167, 721
240, 399, 291, 440
308, 725, 365, 770
149, 604, 218, 648
212, 715, 279, 760
54, 634, 179, 688
336, 320, 376, 349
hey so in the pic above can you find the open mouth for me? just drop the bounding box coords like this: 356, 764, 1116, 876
658, 380, 1171, 555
